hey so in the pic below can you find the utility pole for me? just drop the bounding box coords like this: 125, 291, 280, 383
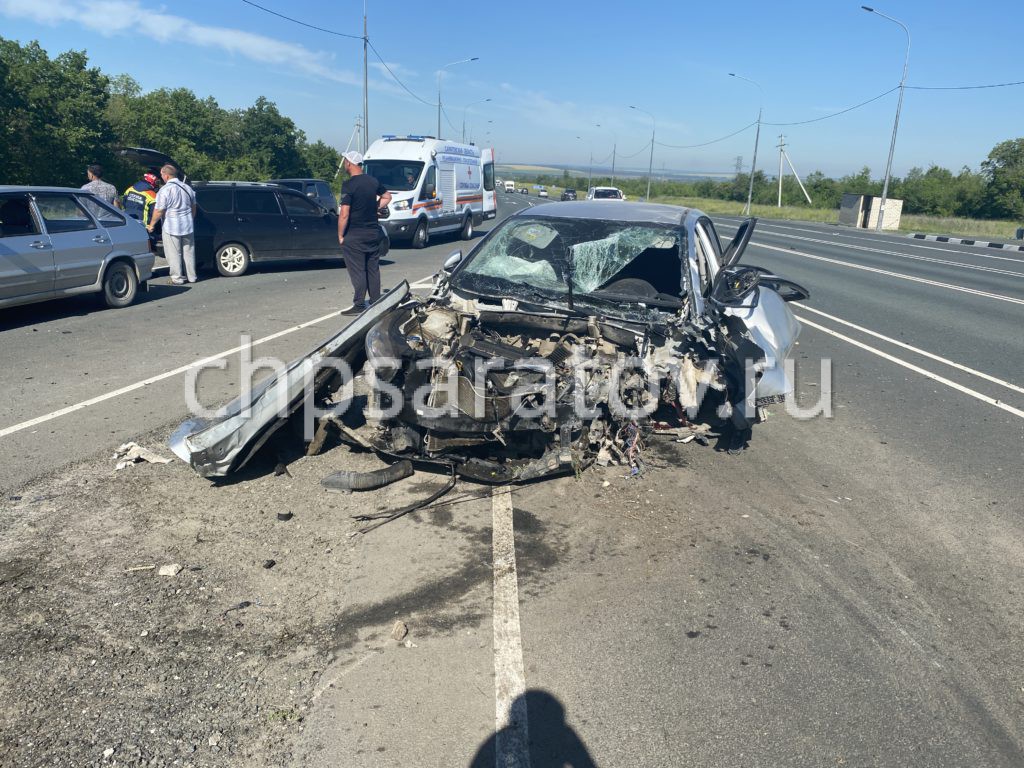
362, 0, 368, 152
777, 134, 785, 207
610, 142, 616, 187
775, 133, 812, 207
729, 73, 764, 216
862, 6, 911, 231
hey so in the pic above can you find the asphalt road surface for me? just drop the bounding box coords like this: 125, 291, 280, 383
1, 191, 1022, 766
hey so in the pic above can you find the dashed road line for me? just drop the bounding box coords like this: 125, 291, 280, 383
492, 486, 531, 768
718, 222, 1024, 275
750, 242, 1024, 306
793, 313, 1024, 419
797, 305, 1024, 396
1, 275, 438, 439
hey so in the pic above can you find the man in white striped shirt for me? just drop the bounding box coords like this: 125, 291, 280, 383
148, 164, 197, 285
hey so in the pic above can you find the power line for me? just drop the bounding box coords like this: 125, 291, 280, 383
239, 0, 362, 39
240, 0, 436, 107
441, 105, 459, 133
656, 121, 757, 149
907, 79, 1024, 90
617, 141, 651, 160
762, 87, 899, 126
366, 40, 436, 107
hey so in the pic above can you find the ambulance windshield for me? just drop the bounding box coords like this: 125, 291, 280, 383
363, 160, 425, 192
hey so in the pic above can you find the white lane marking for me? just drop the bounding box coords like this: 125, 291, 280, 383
793, 314, 1024, 419
753, 221, 1024, 264
798, 305, 1024, 396
492, 486, 531, 768
0, 271, 437, 438
717, 222, 1024, 276
0, 308, 344, 439
749, 241, 1024, 306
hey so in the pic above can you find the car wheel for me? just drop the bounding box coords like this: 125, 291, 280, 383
412, 220, 429, 249
460, 214, 473, 240
216, 243, 250, 277
102, 261, 139, 308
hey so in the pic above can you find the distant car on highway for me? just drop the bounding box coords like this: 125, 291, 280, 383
519, 188, 529, 195
561, 188, 577, 201
0, 186, 154, 310
265, 178, 337, 212
537, 187, 549, 198
193, 182, 387, 277
587, 186, 625, 200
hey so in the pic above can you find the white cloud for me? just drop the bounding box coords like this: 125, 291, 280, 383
0, 0, 364, 87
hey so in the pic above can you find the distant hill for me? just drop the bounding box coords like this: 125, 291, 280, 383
497, 162, 734, 182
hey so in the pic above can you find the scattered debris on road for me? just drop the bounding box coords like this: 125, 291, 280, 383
114, 441, 171, 470
157, 563, 183, 577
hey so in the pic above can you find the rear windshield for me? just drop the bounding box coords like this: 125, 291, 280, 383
363, 160, 425, 192
594, 189, 622, 199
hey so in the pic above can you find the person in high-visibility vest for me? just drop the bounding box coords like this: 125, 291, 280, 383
121, 173, 160, 228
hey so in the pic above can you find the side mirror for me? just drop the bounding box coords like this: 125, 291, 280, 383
710, 266, 761, 308
442, 250, 463, 272
424, 184, 436, 198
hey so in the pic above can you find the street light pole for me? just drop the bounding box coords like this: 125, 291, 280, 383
862, 5, 910, 231
729, 72, 764, 216
362, 0, 368, 151
437, 57, 478, 140
630, 106, 656, 200
461, 97, 491, 143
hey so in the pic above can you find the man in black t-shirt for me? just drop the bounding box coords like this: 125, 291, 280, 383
338, 150, 392, 314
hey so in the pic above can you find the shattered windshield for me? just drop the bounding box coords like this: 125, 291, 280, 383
452, 216, 684, 308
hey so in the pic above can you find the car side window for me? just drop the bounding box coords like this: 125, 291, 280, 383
420, 166, 436, 201
236, 190, 282, 215
34, 194, 97, 233
197, 188, 233, 213
315, 182, 334, 202
78, 195, 126, 227
0, 195, 42, 238
280, 193, 320, 216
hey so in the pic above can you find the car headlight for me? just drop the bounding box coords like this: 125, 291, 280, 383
392, 198, 411, 211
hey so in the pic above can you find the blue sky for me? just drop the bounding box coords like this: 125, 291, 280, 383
2, 0, 1022, 177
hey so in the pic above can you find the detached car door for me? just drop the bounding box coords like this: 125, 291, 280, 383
33, 192, 111, 291
0, 192, 55, 303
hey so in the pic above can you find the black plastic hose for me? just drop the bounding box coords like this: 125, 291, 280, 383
321, 460, 414, 492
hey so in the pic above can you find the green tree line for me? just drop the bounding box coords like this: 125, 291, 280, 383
0, 37, 341, 191
531, 145, 1024, 221
536, 148, 1024, 220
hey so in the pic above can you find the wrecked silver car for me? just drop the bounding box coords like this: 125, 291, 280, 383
172, 202, 808, 482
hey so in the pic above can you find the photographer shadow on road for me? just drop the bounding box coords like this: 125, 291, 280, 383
468, 689, 597, 768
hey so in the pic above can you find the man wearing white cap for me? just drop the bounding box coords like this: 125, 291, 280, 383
337, 150, 392, 314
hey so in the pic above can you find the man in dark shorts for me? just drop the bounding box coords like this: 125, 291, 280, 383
338, 150, 392, 314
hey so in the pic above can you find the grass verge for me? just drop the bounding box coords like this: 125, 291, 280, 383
650, 195, 1022, 240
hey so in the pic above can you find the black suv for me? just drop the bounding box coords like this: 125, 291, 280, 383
193, 182, 358, 277
265, 178, 338, 212
560, 188, 577, 201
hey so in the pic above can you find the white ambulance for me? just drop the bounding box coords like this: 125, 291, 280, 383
364, 135, 497, 248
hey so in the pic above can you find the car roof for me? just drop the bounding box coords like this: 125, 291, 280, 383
0, 185, 94, 194
266, 178, 329, 183
523, 200, 696, 225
